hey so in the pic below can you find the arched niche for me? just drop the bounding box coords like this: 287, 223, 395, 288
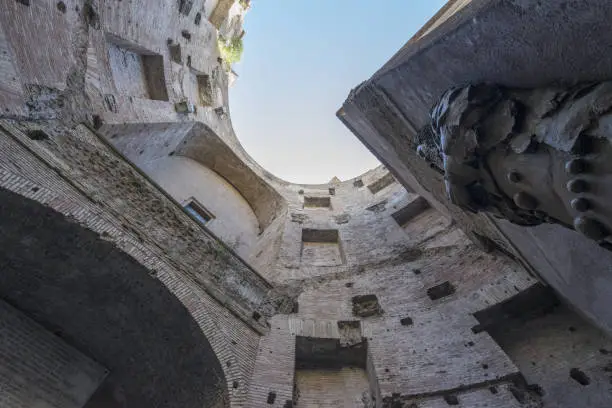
99, 122, 285, 233
145, 155, 260, 260
0, 188, 229, 408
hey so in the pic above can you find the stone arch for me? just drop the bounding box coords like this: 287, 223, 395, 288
0, 188, 229, 408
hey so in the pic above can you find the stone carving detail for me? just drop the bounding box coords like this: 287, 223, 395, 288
419, 83, 612, 248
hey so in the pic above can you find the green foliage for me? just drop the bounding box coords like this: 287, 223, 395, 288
239, 0, 250, 10
217, 36, 244, 66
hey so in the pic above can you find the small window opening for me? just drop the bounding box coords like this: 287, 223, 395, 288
184, 199, 214, 225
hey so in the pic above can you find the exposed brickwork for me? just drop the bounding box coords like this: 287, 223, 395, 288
0, 120, 262, 407
0, 300, 108, 408
2, 2, 611, 408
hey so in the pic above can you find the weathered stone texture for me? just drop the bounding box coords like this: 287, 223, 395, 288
2, 2, 611, 408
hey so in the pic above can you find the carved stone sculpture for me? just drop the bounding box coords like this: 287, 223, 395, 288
418, 83, 612, 249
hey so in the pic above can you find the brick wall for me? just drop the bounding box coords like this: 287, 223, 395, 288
0, 120, 265, 407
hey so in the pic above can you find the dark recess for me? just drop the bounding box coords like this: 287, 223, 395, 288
267, 392, 276, 404
427, 281, 456, 301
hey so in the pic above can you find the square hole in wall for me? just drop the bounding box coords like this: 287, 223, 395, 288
353, 179, 364, 188
168, 42, 182, 64
303, 196, 331, 208
178, 0, 194, 15
427, 281, 456, 301
301, 229, 344, 266
337, 321, 362, 347
107, 34, 169, 101
392, 196, 430, 227
184, 198, 214, 225
367, 172, 396, 194
352, 294, 383, 317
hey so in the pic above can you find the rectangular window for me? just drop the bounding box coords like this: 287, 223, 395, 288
184, 199, 214, 225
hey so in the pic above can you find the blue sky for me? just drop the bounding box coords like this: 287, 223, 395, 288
230, 1, 447, 184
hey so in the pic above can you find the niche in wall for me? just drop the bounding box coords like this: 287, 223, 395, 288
427, 281, 456, 301
392, 196, 430, 227
301, 228, 344, 267
293, 336, 372, 407
367, 172, 396, 194
303, 196, 331, 209
196, 74, 215, 106
352, 294, 383, 317
107, 34, 169, 101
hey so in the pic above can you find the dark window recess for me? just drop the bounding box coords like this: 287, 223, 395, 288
304, 196, 331, 208
570, 368, 590, 385
489, 386, 498, 394
353, 179, 364, 188
252, 311, 261, 321
168, 43, 182, 63
427, 281, 456, 301
352, 294, 383, 317
302, 228, 339, 244
367, 172, 396, 194
400, 317, 413, 326
92, 115, 103, 130
181, 30, 192, 40
232, 381, 239, 389
26, 129, 49, 141
178, 0, 194, 15
283, 400, 294, 408
444, 395, 459, 405
295, 336, 367, 369
184, 199, 213, 225
392, 196, 430, 226
267, 392, 276, 404
329, 187, 336, 195
194, 12, 202, 25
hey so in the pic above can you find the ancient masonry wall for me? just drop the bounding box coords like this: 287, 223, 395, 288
244, 168, 612, 408
0, 120, 265, 407
2, 1, 612, 408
